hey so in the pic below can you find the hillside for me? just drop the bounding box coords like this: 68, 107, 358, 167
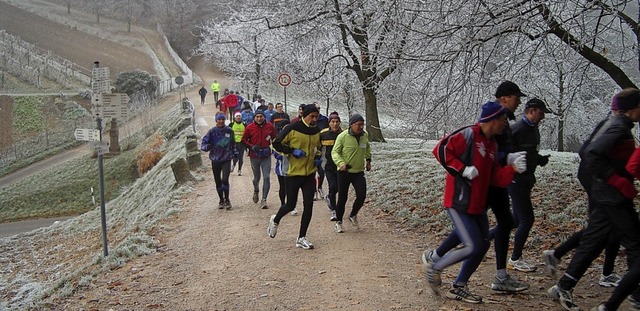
0, 0, 165, 79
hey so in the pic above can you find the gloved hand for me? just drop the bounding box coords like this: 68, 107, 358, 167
539, 154, 550, 167
292, 149, 306, 158
273, 152, 283, 160
251, 145, 261, 153
507, 151, 527, 165
512, 154, 527, 173
608, 174, 638, 199
462, 166, 479, 180
314, 156, 323, 167
233, 150, 239, 159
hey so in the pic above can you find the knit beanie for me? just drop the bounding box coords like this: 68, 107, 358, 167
478, 101, 507, 123
254, 109, 265, 117
302, 104, 319, 117
614, 88, 640, 111
349, 114, 365, 125
328, 111, 340, 121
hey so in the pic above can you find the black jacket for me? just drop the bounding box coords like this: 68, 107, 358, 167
585, 114, 636, 205
510, 117, 544, 184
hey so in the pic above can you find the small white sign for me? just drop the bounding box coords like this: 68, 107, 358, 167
74, 128, 100, 141
92, 80, 110, 94
91, 67, 110, 80
90, 141, 110, 155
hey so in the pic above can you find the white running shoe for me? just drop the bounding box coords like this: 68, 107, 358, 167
508, 257, 537, 272
267, 215, 278, 238
599, 273, 621, 287
290, 208, 298, 215
335, 221, 344, 233
296, 236, 314, 249
348, 215, 360, 229
260, 199, 268, 209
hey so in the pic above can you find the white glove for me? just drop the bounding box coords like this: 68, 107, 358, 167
462, 166, 479, 180
512, 155, 527, 173
507, 151, 527, 165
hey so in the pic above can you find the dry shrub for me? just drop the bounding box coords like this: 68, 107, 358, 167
136, 133, 166, 175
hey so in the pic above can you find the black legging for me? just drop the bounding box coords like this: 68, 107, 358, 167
211, 160, 231, 201
324, 169, 338, 210
316, 166, 325, 189
277, 175, 286, 207
274, 174, 315, 238
233, 142, 246, 171
554, 194, 620, 276
335, 171, 366, 222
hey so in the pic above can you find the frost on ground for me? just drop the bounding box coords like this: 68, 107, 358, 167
0, 105, 196, 310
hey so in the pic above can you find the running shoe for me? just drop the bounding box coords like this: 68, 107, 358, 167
543, 249, 559, 277
629, 295, 640, 309
253, 191, 259, 203
218, 200, 225, 209
329, 210, 337, 221
335, 221, 344, 233
445, 285, 482, 304
267, 215, 278, 238
348, 215, 360, 229
548, 284, 579, 311
421, 250, 441, 295
230, 163, 235, 172
290, 208, 298, 215
590, 304, 607, 311
260, 199, 268, 209
313, 191, 319, 201
508, 257, 537, 272
296, 236, 314, 249
318, 188, 326, 199
225, 199, 232, 210
238, 170, 242, 176
491, 275, 530, 292
599, 273, 621, 287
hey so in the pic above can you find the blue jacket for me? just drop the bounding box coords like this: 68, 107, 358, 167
241, 110, 254, 125
201, 125, 237, 162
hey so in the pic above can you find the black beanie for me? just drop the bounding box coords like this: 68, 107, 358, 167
349, 114, 364, 125
302, 104, 319, 117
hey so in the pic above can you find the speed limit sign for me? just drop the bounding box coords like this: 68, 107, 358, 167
278, 73, 292, 87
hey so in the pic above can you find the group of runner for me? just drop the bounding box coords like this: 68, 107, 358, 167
200, 88, 372, 251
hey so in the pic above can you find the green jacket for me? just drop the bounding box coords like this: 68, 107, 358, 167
273, 119, 322, 176
332, 129, 371, 173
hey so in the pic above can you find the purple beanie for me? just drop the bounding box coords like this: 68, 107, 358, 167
478, 101, 507, 123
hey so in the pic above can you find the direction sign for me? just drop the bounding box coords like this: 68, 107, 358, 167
74, 128, 100, 141
91, 67, 110, 81
278, 73, 292, 87
90, 141, 110, 155
92, 80, 111, 94
91, 93, 130, 119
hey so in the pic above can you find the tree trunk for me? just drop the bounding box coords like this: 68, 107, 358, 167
362, 87, 385, 142
557, 117, 565, 152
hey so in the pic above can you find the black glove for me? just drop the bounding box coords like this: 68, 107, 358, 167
251, 145, 261, 153
539, 154, 550, 167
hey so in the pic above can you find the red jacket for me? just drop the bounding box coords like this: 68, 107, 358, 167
433, 124, 516, 214
242, 121, 277, 159
222, 94, 238, 111
627, 147, 640, 180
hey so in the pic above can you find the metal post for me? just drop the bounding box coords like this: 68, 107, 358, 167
94, 61, 108, 257
284, 87, 287, 113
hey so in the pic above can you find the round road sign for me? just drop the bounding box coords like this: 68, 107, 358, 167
278, 73, 292, 87
175, 76, 184, 85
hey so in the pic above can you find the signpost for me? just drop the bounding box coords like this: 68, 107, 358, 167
74, 128, 100, 141
278, 72, 292, 112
